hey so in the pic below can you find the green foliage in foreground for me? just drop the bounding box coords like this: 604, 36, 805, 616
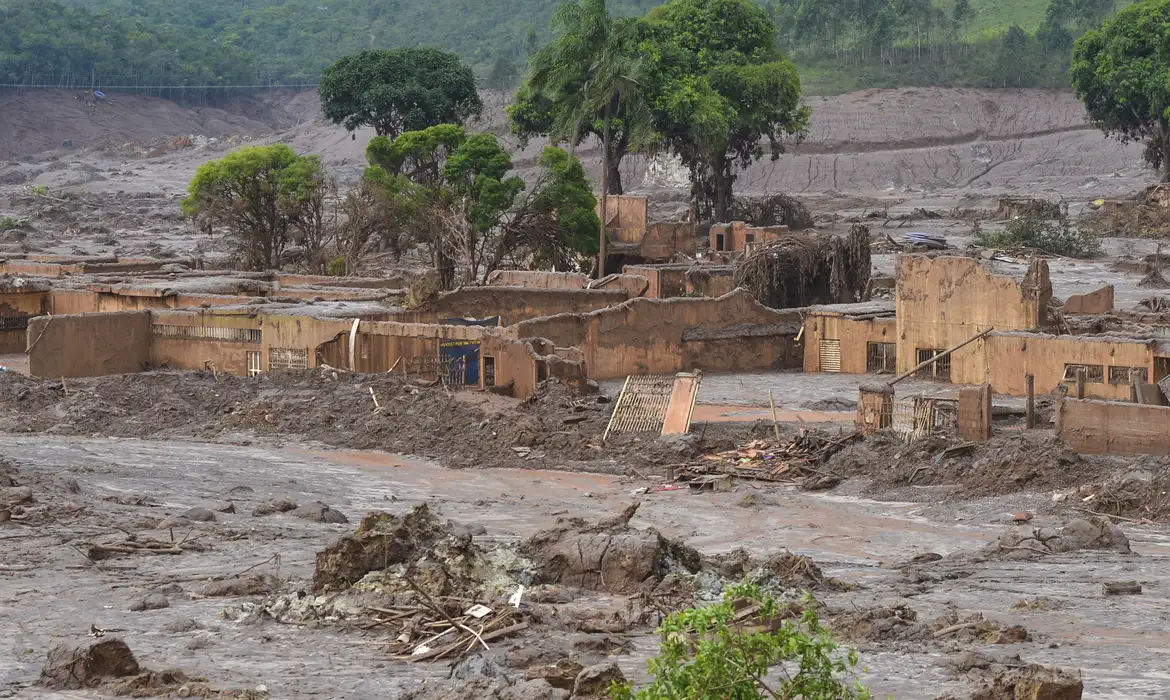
610, 584, 870, 700
976, 215, 1102, 257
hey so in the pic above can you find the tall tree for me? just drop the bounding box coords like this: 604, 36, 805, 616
1071, 0, 1170, 181
319, 48, 483, 138
512, 0, 652, 276
643, 0, 810, 223
181, 144, 325, 271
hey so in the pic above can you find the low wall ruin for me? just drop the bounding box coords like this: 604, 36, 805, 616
1056, 398, 1170, 456
28, 311, 151, 378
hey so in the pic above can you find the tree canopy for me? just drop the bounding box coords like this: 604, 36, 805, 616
642, 0, 810, 221
1070, 0, 1170, 181
364, 124, 599, 286
182, 144, 325, 270
319, 49, 483, 137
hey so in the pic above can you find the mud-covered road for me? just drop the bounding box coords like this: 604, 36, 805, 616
2, 435, 1169, 698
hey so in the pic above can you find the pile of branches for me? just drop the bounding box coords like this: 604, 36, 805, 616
74, 531, 209, 561
733, 224, 870, 309
682, 428, 858, 483
371, 594, 528, 663
730, 193, 814, 230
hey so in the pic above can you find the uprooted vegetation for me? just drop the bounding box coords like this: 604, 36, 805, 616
975, 214, 1101, 258
732, 224, 871, 308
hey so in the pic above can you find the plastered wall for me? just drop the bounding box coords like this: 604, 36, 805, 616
512, 289, 802, 379
485, 270, 591, 289
28, 311, 151, 377
0, 289, 50, 353
1057, 398, 1170, 455
803, 315, 897, 373
709, 222, 787, 252
896, 255, 1051, 375
599, 195, 649, 243
957, 332, 1154, 400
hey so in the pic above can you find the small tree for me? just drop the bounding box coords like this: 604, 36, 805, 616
182, 144, 325, 271
1071, 0, 1170, 181
319, 48, 484, 138
610, 584, 870, 700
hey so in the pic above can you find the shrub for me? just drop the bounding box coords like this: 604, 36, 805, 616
609, 584, 870, 700
975, 215, 1102, 257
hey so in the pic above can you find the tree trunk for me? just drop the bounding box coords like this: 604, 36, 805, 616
598, 107, 610, 278
1161, 119, 1170, 183
608, 130, 629, 195
712, 154, 733, 224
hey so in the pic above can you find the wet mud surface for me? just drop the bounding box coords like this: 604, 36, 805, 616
2, 435, 1170, 698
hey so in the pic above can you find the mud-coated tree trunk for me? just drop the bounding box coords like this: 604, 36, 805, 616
606, 130, 628, 195
712, 154, 734, 224
1161, 118, 1170, 183
598, 107, 610, 278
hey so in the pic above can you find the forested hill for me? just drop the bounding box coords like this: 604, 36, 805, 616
48, 0, 661, 78
1, 0, 1115, 95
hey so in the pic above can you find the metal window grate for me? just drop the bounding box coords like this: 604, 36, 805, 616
1063, 363, 1104, 383
915, 348, 951, 381
483, 356, 496, 387
246, 351, 262, 377
153, 324, 261, 343
604, 374, 677, 437
269, 347, 308, 371
1108, 366, 1148, 385
0, 315, 29, 330
866, 342, 896, 374
819, 339, 842, 372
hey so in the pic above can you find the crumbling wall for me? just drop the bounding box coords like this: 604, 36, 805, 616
0, 288, 49, 353
642, 221, 695, 259
623, 265, 736, 299
599, 195, 649, 243
28, 311, 151, 378
1063, 285, 1114, 314
709, 221, 788, 252
590, 273, 650, 297
485, 270, 590, 289
896, 255, 1051, 375
961, 332, 1153, 400
514, 289, 802, 379
393, 287, 631, 326
803, 313, 897, 373
480, 334, 587, 398
1057, 398, 1170, 455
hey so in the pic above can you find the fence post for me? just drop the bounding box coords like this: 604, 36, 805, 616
1075, 368, 1086, 400
1025, 374, 1035, 429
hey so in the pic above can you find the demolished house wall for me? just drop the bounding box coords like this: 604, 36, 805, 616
896, 255, 1051, 375
623, 265, 736, 299
803, 313, 898, 374
28, 311, 151, 378
485, 270, 590, 289
512, 289, 803, 379
1063, 285, 1114, 315
0, 288, 50, 353
1057, 398, 1170, 455
966, 332, 1154, 401
393, 287, 631, 326
709, 221, 787, 252
599, 195, 649, 243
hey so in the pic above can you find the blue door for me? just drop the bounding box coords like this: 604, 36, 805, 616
439, 340, 480, 385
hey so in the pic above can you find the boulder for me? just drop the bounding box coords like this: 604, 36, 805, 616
1, 486, 33, 506
572, 662, 626, 698
197, 574, 275, 598
180, 507, 216, 523
38, 638, 140, 690
252, 498, 298, 516
128, 593, 170, 612
291, 502, 349, 524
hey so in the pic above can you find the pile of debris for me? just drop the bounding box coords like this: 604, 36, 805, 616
939, 653, 1083, 700
732, 224, 871, 308
982, 516, 1131, 560
830, 607, 1030, 648
682, 428, 857, 487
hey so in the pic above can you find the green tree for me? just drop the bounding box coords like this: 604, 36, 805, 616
487, 54, 520, 93
1071, 0, 1170, 181
512, 146, 601, 270
516, 0, 654, 276
610, 584, 870, 700
181, 144, 325, 270
319, 48, 483, 138
643, 0, 810, 223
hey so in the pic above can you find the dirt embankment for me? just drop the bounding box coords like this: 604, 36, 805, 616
0, 89, 317, 162
0, 370, 736, 474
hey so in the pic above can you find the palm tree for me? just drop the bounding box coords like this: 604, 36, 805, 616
524, 0, 652, 277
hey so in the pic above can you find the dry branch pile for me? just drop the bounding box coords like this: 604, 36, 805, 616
733, 224, 871, 309
682, 428, 858, 483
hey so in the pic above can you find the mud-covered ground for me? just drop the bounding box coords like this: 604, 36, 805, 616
3, 432, 1170, 699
